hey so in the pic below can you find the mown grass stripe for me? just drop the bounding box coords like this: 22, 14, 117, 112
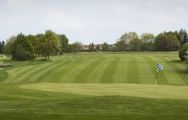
109, 55, 126, 83
39, 60, 72, 82
100, 56, 120, 83
5, 66, 34, 83
126, 55, 140, 83
59, 56, 96, 83
47, 55, 93, 82
86, 57, 108, 83
158, 56, 186, 85
74, 57, 106, 83
146, 55, 168, 85
27, 62, 64, 82
153, 55, 184, 85
137, 55, 155, 84
17, 62, 54, 83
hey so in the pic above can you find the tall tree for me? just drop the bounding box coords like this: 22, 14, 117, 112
154, 33, 180, 51
11, 33, 34, 60
70, 42, 83, 52
140, 33, 155, 51
27, 34, 39, 56
129, 38, 142, 51
4, 36, 16, 55
120, 32, 138, 44
114, 40, 127, 51
59, 34, 69, 54
0, 41, 5, 54
178, 29, 188, 47
179, 43, 188, 61
40, 30, 60, 60
101, 42, 109, 51
88, 43, 95, 52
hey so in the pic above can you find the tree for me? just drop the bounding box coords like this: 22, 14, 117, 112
101, 42, 109, 51
120, 32, 138, 44
114, 40, 127, 51
140, 33, 155, 51
88, 43, 95, 52
70, 42, 83, 52
129, 38, 142, 51
39, 30, 60, 60
95, 44, 101, 51
4, 36, 16, 55
178, 29, 188, 47
0, 41, 5, 54
11, 33, 34, 61
119, 32, 139, 50
59, 34, 69, 54
27, 34, 39, 56
179, 43, 188, 61
154, 33, 180, 51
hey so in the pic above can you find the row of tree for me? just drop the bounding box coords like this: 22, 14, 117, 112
1, 29, 188, 61
3, 30, 69, 60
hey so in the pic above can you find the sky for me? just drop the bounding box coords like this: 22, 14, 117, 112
1, 0, 188, 44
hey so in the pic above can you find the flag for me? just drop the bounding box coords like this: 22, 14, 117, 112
157, 64, 163, 70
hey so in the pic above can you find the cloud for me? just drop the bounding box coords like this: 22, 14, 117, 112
43, 8, 85, 31
7, 0, 34, 8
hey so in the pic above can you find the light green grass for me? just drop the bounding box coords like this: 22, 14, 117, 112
20, 83, 188, 99
0, 52, 188, 120
3, 52, 188, 85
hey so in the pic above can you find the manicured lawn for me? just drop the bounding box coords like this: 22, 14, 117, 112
0, 52, 188, 120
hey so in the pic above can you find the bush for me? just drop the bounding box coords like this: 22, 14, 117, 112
179, 43, 188, 61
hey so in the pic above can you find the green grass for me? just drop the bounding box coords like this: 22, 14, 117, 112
0, 52, 188, 120
20, 83, 188, 99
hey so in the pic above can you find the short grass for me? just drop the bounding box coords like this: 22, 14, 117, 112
0, 52, 188, 120
20, 83, 188, 99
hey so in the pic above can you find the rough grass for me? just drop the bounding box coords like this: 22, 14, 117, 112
0, 52, 188, 120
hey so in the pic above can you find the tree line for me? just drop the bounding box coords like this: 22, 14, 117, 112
0, 29, 188, 61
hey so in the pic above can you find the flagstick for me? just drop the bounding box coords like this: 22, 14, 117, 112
155, 69, 158, 93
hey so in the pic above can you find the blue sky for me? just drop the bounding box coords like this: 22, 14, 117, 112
1, 0, 188, 44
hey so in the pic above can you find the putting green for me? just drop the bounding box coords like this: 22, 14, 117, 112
20, 83, 188, 99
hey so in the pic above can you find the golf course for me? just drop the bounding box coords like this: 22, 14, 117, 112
0, 52, 188, 120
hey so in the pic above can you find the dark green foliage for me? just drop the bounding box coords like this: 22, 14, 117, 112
129, 38, 142, 51
101, 42, 109, 51
114, 40, 127, 51
95, 44, 101, 51
69, 42, 82, 52
4, 36, 16, 55
178, 29, 188, 47
27, 34, 39, 55
140, 33, 155, 51
0, 41, 5, 54
11, 33, 34, 61
179, 43, 188, 61
59, 34, 69, 54
88, 43, 95, 52
38, 30, 60, 60
154, 33, 180, 51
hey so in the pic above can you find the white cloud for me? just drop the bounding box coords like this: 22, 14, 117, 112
43, 8, 85, 31
7, 0, 34, 8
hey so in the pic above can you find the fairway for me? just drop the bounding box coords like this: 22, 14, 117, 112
1, 52, 188, 120
4, 52, 188, 85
